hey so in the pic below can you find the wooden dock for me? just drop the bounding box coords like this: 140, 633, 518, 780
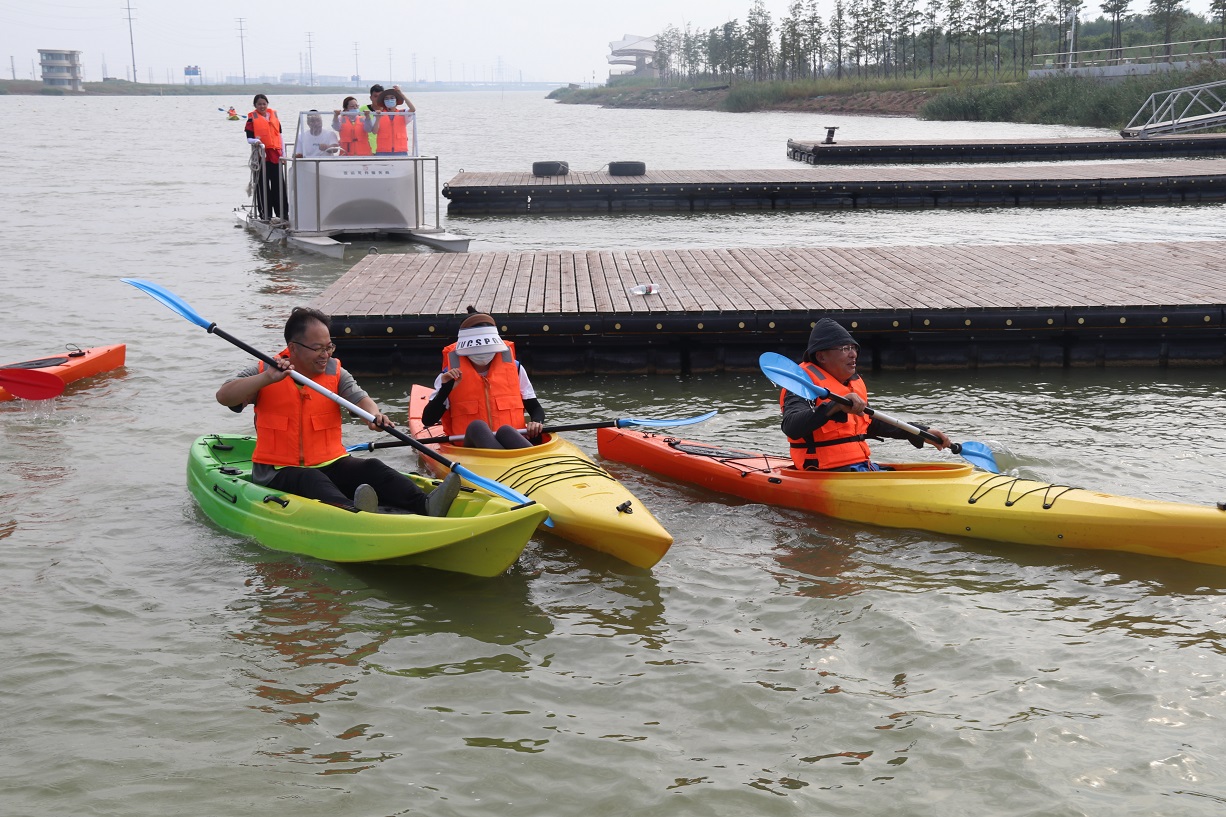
442, 159, 1226, 215
314, 240, 1226, 376
786, 133, 1226, 165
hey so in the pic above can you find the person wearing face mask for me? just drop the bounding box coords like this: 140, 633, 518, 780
371, 86, 416, 156
420, 307, 545, 449
332, 97, 372, 156
244, 93, 285, 220
780, 317, 951, 471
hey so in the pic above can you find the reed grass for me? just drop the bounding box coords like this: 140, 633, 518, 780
919, 64, 1226, 127
722, 75, 953, 112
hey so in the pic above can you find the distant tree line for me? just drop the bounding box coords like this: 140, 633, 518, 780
651, 0, 1226, 83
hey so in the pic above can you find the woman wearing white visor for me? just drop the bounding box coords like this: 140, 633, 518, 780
421, 307, 546, 449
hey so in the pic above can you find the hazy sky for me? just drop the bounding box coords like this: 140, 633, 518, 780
2, 0, 1216, 85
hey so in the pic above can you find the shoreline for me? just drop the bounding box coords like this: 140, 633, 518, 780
553, 86, 934, 117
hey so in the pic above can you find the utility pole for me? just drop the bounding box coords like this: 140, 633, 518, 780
412, 53, 417, 83
306, 32, 315, 86
123, 0, 138, 83
388, 48, 392, 84
236, 18, 248, 84
353, 42, 359, 88
10, 56, 15, 80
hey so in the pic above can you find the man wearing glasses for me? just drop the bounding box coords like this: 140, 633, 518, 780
780, 317, 951, 472
216, 306, 458, 516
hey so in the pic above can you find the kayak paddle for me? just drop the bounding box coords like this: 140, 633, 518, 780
0, 368, 66, 400
759, 352, 1000, 473
120, 278, 544, 511
347, 411, 719, 452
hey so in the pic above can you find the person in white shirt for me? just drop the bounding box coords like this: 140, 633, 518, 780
293, 111, 340, 158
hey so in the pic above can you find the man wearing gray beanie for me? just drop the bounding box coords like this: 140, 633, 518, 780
780, 318, 950, 471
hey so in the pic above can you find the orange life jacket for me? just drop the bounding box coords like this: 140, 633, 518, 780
247, 109, 283, 153
782, 362, 873, 470
375, 111, 408, 154
439, 342, 524, 439
250, 353, 347, 467
338, 115, 372, 156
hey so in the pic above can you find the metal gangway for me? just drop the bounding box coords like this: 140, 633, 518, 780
1120, 79, 1226, 138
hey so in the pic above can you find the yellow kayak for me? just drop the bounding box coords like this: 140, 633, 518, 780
408, 385, 673, 568
597, 428, 1226, 567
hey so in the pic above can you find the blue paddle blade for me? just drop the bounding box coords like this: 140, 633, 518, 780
617, 410, 718, 428
758, 353, 821, 400
955, 440, 1001, 473
345, 442, 375, 453
451, 464, 554, 527
121, 278, 212, 329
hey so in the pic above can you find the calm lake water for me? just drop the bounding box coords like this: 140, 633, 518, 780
2, 91, 1226, 817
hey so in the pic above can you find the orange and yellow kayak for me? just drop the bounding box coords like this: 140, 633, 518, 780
0, 344, 126, 402
597, 428, 1226, 567
408, 385, 673, 568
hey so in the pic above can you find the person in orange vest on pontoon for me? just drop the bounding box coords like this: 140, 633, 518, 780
244, 93, 285, 220
420, 307, 546, 449
331, 96, 372, 156
370, 86, 416, 155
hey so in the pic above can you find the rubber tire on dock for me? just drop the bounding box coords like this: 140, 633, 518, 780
532, 161, 569, 177
608, 161, 647, 176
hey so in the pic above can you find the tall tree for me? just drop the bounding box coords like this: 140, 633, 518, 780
925, 0, 945, 78
1053, 0, 1083, 63
782, 0, 807, 78
746, 0, 776, 80
1017, 0, 1046, 69
655, 25, 681, 80
1213, 0, 1226, 37
848, 0, 870, 75
1100, 0, 1130, 55
829, 0, 850, 77
1148, 0, 1187, 48
946, 0, 967, 74
683, 23, 703, 79
804, 0, 828, 76
890, 0, 921, 76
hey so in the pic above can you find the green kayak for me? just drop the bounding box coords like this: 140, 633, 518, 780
187, 435, 548, 576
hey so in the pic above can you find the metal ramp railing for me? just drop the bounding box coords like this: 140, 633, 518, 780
1120, 79, 1226, 138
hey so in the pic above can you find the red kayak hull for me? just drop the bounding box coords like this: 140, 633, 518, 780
0, 344, 126, 402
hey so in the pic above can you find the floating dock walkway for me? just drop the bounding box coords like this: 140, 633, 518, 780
314, 240, 1226, 377
442, 159, 1226, 215
786, 133, 1226, 164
